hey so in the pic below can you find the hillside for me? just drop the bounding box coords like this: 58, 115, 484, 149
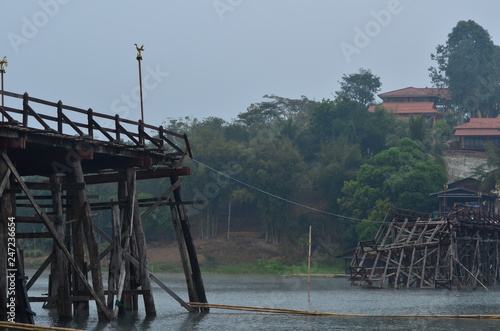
147, 231, 304, 267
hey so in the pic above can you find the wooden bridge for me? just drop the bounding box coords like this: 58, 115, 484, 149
0, 90, 208, 323
350, 207, 500, 290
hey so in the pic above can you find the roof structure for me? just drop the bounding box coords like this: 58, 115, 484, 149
378, 87, 451, 100
368, 102, 439, 115
454, 118, 500, 136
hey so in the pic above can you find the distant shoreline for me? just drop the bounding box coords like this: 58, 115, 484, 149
281, 274, 349, 278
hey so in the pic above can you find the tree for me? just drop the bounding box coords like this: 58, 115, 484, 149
309, 99, 396, 156
429, 20, 500, 117
335, 68, 381, 106
338, 138, 447, 221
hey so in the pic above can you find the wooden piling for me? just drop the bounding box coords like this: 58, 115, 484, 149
48, 174, 71, 317
170, 176, 209, 313
0, 150, 11, 320
70, 160, 108, 320
127, 168, 156, 316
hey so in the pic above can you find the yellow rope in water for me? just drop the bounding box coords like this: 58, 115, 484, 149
0, 321, 83, 331
189, 302, 500, 319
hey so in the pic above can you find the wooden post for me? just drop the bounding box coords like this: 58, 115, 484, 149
169, 200, 198, 303
48, 174, 71, 317
127, 168, 156, 316
107, 202, 120, 309
87, 108, 94, 138
115, 115, 121, 142
69, 174, 89, 316
14, 247, 35, 324
22, 93, 28, 127
0, 150, 11, 320
170, 176, 209, 312
227, 199, 231, 240
117, 180, 133, 310
113, 182, 135, 319
57, 101, 63, 134
70, 160, 108, 321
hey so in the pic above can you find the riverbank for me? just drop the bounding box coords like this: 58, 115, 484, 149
24, 231, 346, 275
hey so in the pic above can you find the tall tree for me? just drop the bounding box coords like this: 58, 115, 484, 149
429, 20, 500, 118
335, 68, 382, 106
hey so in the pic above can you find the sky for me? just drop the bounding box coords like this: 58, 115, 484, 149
1, 1, 500, 127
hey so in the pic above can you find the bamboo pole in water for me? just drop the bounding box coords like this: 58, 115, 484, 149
188, 302, 500, 319
0, 321, 83, 331
307, 225, 312, 303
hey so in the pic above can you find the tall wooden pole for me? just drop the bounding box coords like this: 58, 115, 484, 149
307, 225, 312, 303
135, 44, 145, 123
1, 58, 5, 122
227, 199, 232, 240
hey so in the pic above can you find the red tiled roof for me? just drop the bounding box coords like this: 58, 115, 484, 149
368, 102, 439, 115
378, 87, 451, 100
454, 118, 500, 136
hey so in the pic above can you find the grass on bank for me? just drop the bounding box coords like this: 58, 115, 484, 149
149, 258, 346, 275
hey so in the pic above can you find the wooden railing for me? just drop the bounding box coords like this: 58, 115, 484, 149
0, 90, 192, 158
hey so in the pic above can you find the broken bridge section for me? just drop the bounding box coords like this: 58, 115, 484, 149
350, 207, 500, 290
0, 90, 208, 323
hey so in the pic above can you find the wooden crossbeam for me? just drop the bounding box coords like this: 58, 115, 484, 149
141, 177, 183, 220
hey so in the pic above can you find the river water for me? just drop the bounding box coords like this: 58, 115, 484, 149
16, 272, 500, 330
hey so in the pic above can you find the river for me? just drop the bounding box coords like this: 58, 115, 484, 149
16, 272, 500, 330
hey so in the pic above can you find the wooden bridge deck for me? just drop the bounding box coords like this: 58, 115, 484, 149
0, 90, 191, 177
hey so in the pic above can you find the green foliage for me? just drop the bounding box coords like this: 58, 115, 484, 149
309, 99, 396, 156
335, 68, 382, 106
200, 259, 345, 275
429, 20, 500, 117
339, 138, 447, 221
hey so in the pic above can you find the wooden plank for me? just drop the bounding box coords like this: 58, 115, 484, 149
0, 152, 112, 321
84, 167, 191, 185
141, 177, 183, 220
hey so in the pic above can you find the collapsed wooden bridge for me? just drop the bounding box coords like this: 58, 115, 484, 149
350, 207, 500, 290
0, 90, 208, 323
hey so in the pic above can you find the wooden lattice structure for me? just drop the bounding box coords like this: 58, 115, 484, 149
0, 90, 208, 323
350, 207, 500, 290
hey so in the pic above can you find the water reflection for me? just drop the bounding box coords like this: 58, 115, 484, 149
23, 271, 500, 331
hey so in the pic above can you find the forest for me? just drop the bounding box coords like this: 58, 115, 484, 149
19, 20, 500, 257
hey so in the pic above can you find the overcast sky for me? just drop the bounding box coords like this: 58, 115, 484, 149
1, 1, 500, 126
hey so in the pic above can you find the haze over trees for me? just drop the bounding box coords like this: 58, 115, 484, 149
80, 19, 500, 257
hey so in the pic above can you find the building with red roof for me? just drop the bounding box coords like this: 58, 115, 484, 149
368, 87, 450, 121
454, 117, 500, 150
378, 87, 451, 104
